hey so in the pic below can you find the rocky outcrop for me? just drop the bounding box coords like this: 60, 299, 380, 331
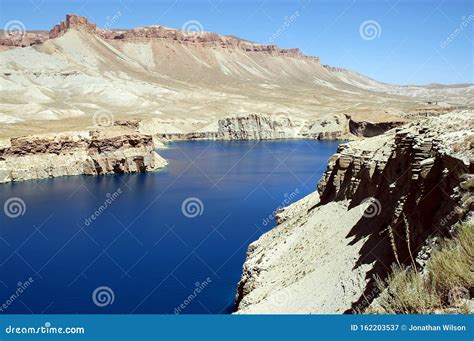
0, 128, 167, 183
140, 114, 351, 141
49, 14, 97, 38
43, 14, 319, 61
0, 32, 48, 51
235, 111, 473, 314
216, 114, 302, 140
348, 118, 404, 137
2, 14, 320, 61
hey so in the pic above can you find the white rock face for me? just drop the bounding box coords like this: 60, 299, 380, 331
236, 200, 373, 314
235, 110, 474, 314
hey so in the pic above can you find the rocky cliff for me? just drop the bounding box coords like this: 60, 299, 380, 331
235, 110, 473, 314
0, 128, 167, 183
139, 113, 351, 141
2, 14, 472, 142
46, 14, 318, 60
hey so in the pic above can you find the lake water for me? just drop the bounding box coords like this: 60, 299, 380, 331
0, 140, 340, 314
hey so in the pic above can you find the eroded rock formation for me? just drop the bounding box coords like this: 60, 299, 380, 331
45, 14, 319, 60
140, 113, 351, 141
235, 110, 473, 314
0, 31, 48, 51
0, 128, 167, 183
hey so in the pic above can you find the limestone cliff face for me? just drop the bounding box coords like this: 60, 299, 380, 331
0, 129, 167, 183
142, 113, 350, 141
216, 114, 302, 140
235, 111, 473, 314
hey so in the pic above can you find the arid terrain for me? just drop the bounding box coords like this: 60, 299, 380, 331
0, 14, 472, 141
0, 14, 472, 315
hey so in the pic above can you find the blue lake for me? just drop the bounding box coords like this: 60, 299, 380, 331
0, 140, 340, 314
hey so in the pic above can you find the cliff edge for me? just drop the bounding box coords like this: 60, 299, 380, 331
235, 110, 473, 314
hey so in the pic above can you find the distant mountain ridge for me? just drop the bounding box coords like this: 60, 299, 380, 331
0, 14, 472, 140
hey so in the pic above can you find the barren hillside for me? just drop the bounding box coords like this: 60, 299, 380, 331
1, 14, 472, 139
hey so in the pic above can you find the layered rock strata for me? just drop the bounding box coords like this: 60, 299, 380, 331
48, 14, 319, 61
235, 110, 473, 314
0, 128, 167, 183
140, 113, 350, 141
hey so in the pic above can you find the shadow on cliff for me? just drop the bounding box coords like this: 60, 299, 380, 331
315, 132, 470, 313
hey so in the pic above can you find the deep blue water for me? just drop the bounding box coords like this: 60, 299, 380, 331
0, 140, 340, 314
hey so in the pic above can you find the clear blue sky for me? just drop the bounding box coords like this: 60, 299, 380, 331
0, 0, 472, 85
